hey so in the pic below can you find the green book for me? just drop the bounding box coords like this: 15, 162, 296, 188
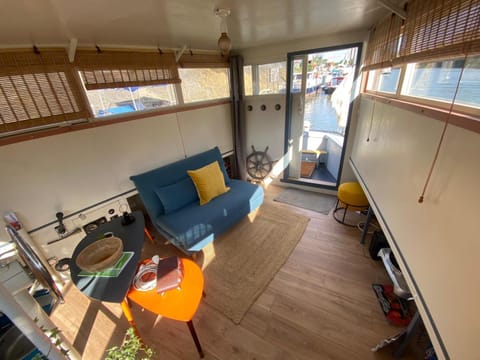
78, 251, 134, 278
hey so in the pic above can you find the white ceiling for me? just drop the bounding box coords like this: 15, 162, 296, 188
0, 0, 389, 51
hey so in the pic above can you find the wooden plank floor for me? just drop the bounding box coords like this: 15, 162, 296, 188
51, 184, 425, 359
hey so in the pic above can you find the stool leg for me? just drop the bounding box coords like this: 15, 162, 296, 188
342, 204, 348, 223
186, 320, 204, 358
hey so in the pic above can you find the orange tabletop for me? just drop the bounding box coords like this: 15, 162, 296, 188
127, 258, 204, 322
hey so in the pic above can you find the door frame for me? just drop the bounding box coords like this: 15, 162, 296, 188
282, 42, 363, 190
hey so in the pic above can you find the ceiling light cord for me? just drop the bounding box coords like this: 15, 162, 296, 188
418, 53, 468, 204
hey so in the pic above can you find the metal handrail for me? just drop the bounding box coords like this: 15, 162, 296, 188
5, 225, 64, 304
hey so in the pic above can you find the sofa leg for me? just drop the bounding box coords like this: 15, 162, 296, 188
248, 207, 260, 222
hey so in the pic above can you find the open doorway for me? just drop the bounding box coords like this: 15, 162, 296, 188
283, 43, 362, 188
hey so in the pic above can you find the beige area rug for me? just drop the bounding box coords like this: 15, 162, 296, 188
201, 202, 310, 324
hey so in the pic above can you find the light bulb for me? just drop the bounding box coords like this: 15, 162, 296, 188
218, 32, 231, 56
215, 8, 232, 56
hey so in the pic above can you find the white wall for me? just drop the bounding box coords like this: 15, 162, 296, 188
0, 104, 232, 246
240, 30, 368, 65
245, 95, 286, 161
351, 96, 480, 360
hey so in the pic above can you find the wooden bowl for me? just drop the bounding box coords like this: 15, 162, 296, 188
76, 237, 123, 272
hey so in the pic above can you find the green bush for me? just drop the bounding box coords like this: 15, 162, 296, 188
105, 327, 154, 360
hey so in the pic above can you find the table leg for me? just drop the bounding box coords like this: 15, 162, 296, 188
121, 298, 141, 339
360, 206, 373, 245
144, 227, 154, 243
393, 311, 421, 358
186, 320, 204, 358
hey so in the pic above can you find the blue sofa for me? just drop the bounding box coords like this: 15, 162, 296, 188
130, 147, 264, 253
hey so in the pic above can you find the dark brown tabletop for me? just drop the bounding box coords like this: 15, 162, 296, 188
70, 211, 145, 303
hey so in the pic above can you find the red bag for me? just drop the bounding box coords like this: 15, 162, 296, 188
156, 256, 183, 294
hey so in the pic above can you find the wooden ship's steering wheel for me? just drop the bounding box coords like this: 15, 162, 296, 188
246, 145, 272, 180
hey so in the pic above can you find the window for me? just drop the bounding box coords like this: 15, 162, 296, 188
378, 67, 401, 93
85, 85, 177, 117
243, 61, 287, 95
258, 62, 287, 94
77, 49, 181, 118
366, 70, 377, 91
243, 65, 253, 96
0, 48, 232, 139
179, 68, 230, 103
365, 67, 401, 94
361, 0, 480, 137
291, 59, 304, 93
401, 56, 480, 109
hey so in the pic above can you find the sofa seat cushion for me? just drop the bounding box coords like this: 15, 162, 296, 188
154, 177, 198, 214
156, 179, 264, 250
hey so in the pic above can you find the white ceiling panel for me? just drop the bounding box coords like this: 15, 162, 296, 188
0, 0, 389, 50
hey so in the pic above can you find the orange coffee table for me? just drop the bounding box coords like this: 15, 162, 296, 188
122, 258, 205, 358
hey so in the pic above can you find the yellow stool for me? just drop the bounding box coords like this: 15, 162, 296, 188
333, 182, 369, 226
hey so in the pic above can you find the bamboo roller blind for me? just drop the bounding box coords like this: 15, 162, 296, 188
364, 0, 480, 71
178, 52, 229, 68
0, 50, 89, 134
75, 50, 181, 90
363, 14, 403, 70
0, 47, 228, 135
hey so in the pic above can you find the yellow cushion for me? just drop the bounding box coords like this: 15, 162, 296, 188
337, 182, 369, 208
187, 161, 230, 205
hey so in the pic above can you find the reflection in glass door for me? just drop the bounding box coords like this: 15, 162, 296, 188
284, 43, 362, 188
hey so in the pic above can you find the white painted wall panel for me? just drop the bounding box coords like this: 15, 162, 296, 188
176, 103, 233, 157
241, 31, 367, 65
351, 96, 480, 360
245, 95, 286, 161
0, 105, 232, 244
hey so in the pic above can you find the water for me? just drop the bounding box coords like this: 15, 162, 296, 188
408, 67, 480, 107
303, 93, 343, 134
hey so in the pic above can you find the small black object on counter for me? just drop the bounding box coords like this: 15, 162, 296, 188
121, 212, 135, 225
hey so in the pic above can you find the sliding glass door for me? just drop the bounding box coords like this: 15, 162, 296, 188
284, 43, 362, 188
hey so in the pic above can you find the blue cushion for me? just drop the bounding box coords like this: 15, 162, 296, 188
154, 177, 198, 215
156, 180, 264, 250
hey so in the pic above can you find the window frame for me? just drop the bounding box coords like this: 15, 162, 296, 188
244, 60, 287, 96
363, 59, 480, 118
0, 48, 233, 141
362, 0, 480, 135
178, 67, 231, 105
83, 84, 179, 119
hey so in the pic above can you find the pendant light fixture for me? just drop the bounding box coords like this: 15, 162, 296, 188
215, 8, 231, 56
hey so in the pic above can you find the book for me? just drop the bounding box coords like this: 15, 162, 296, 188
78, 251, 134, 278
156, 256, 183, 293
